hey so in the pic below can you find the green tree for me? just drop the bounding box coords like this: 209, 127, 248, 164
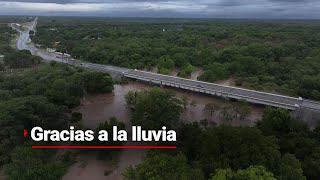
302, 147, 320, 180
129, 88, 183, 129
95, 117, 125, 145
5, 143, 66, 180
211, 165, 276, 180
71, 112, 82, 123
198, 63, 229, 82
125, 90, 139, 106
199, 126, 281, 177
278, 153, 306, 180
257, 108, 308, 137
178, 64, 193, 78
158, 55, 175, 74
0, 63, 4, 71
93, 117, 126, 159
314, 122, 320, 141
177, 123, 203, 161
83, 72, 114, 93
46, 78, 68, 105
123, 153, 205, 180
3, 50, 41, 68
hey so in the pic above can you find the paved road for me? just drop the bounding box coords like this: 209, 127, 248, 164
125, 70, 320, 111
11, 18, 320, 112
11, 18, 130, 71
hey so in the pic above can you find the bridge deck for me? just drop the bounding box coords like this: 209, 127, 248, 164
125, 70, 320, 111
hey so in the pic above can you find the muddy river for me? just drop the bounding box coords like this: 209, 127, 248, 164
63, 80, 264, 180
0, 168, 5, 180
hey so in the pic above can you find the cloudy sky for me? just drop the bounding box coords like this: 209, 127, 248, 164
0, 0, 319, 19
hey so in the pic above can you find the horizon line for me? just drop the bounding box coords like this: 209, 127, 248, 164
1, 14, 320, 21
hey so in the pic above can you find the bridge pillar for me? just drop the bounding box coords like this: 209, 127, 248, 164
292, 108, 320, 127
109, 72, 124, 81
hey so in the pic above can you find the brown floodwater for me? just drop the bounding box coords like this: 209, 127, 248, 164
0, 168, 5, 180
63, 80, 264, 180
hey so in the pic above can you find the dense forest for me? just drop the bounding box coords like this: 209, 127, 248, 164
32, 17, 320, 100
0, 62, 114, 179
0, 19, 115, 179
123, 88, 320, 180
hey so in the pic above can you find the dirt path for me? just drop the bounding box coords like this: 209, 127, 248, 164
215, 77, 236, 86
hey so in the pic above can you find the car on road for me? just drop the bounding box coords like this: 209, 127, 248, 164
197, 85, 204, 88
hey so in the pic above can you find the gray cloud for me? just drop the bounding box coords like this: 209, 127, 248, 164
269, 0, 307, 2
0, 0, 176, 3
0, 0, 316, 3
0, 0, 319, 18
213, 0, 245, 6
0, 0, 73, 3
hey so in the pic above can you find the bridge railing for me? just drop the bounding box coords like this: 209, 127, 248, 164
129, 70, 301, 101
124, 72, 299, 110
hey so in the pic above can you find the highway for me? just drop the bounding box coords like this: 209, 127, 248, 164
10, 18, 131, 72
10, 17, 320, 112
125, 70, 320, 111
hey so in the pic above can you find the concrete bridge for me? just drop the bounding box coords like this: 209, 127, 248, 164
124, 70, 320, 111
80, 62, 320, 112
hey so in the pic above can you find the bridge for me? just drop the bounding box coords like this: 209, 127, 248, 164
10, 18, 320, 112
80, 62, 320, 111
125, 70, 320, 111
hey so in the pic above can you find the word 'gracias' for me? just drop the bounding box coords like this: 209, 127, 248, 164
30, 126, 176, 142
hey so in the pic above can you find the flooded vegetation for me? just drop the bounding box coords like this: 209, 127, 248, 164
75, 80, 263, 128
64, 80, 264, 180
